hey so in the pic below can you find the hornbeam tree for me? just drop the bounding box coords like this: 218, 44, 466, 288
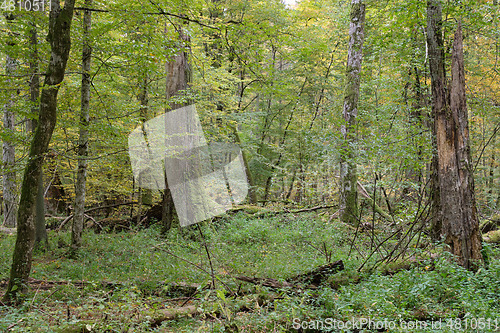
3, 0, 77, 304
72, 0, 93, 251
340, 0, 365, 226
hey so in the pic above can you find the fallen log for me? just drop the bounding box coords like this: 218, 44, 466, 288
150, 305, 200, 327
235, 276, 296, 289
253, 205, 337, 218
236, 260, 344, 290
0, 278, 202, 297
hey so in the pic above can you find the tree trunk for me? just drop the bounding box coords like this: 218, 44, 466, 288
488, 134, 496, 208
232, 126, 257, 204
34, 173, 48, 250
426, 0, 446, 241
136, 73, 151, 224
427, 2, 483, 270
28, 13, 49, 252
162, 25, 191, 233
28, 18, 40, 134
72, 0, 92, 251
402, 66, 425, 201
2, 12, 18, 228
340, 0, 365, 226
3, 0, 76, 304
441, 23, 482, 269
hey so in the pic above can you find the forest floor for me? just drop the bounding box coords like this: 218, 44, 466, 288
0, 211, 499, 332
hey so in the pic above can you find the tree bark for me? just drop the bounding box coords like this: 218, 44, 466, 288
28, 17, 40, 134
28, 14, 49, 252
34, 172, 48, 250
427, 1, 483, 270
340, 0, 365, 226
136, 73, 151, 224
426, 0, 446, 241
441, 23, 482, 269
3, 0, 76, 304
72, 0, 92, 251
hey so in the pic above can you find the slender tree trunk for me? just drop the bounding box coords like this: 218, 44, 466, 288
162, 25, 191, 233
402, 66, 425, 200
427, 1, 483, 270
28, 13, 49, 252
2, 12, 18, 228
263, 112, 294, 204
28, 19, 39, 134
488, 134, 496, 208
34, 172, 48, 250
136, 74, 150, 224
3, 0, 76, 304
491, 0, 499, 210
340, 0, 365, 226
72, 0, 92, 251
231, 126, 257, 204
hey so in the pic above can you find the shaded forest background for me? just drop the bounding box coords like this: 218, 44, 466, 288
1, 0, 499, 217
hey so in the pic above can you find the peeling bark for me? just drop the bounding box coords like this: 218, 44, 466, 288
441, 24, 482, 269
427, 1, 483, 270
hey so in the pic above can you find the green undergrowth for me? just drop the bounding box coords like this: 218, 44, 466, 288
0, 212, 498, 332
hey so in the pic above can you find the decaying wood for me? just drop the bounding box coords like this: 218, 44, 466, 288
427, 3, 483, 270
291, 260, 345, 285
254, 205, 337, 218
235, 276, 296, 289
0, 278, 202, 296
140, 203, 337, 227
237, 260, 344, 289
150, 305, 200, 327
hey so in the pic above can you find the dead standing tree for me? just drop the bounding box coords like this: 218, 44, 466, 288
427, 0, 483, 270
162, 23, 192, 233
